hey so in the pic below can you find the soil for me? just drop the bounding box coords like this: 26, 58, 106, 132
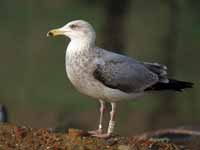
0, 123, 199, 150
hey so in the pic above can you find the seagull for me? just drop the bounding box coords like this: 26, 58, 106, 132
47, 20, 193, 138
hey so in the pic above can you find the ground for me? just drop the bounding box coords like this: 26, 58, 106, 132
0, 123, 199, 150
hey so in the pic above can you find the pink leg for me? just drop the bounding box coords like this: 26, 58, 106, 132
92, 102, 117, 138
88, 100, 106, 135
98, 100, 105, 132
107, 102, 116, 135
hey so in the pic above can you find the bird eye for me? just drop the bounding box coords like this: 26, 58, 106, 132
69, 24, 78, 29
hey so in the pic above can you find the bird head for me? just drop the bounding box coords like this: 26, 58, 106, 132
47, 20, 96, 43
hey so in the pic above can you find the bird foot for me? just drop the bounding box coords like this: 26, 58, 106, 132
91, 133, 112, 139
88, 129, 112, 138
88, 129, 102, 135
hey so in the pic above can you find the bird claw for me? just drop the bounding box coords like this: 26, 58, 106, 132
91, 133, 112, 139
88, 129, 103, 135
88, 129, 112, 138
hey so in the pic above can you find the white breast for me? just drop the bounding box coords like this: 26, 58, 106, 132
65, 42, 105, 99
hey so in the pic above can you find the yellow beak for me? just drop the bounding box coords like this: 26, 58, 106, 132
47, 28, 65, 37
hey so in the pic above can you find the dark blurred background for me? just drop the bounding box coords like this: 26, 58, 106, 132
0, 0, 199, 135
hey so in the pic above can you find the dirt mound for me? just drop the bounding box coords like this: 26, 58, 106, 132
0, 123, 199, 150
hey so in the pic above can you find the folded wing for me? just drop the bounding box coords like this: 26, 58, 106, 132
93, 51, 159, 93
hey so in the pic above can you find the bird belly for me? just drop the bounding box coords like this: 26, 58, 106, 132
65, 56, 104, 99
67, 68, 104, 99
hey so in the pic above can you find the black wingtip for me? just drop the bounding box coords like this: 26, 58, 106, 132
145, 79, 194, 92
170, 79, 194, 92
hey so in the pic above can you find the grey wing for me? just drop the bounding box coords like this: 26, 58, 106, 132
93, 54, 159, 93
142, 62, 169, 83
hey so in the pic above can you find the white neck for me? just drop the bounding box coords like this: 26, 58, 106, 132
67, 38, 95, 53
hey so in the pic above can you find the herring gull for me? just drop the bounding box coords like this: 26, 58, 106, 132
47, 20, 193, 138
